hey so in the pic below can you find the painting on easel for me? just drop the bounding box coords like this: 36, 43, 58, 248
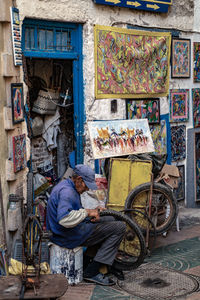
88, 119, 154, 159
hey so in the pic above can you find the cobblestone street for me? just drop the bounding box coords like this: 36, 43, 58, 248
60, 216, 200, 300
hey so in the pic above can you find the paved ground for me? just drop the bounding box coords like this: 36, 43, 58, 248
59, 208, 200, 300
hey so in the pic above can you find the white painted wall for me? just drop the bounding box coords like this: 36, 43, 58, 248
16, 0, 199, 205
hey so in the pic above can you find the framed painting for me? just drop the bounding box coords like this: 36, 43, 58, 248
192, 88, 200, 128
11, 83, 24, 124
169, 89, 189, 122
187, 128, 200, 207
173, 165, 185, 201
171, 38, 190, 78
87, 119, 155, 159
94, 25, 171, 99
13, 134, 26, 172
150, 119, 167, 155
194, 42, 200, 82
127, 99, 160, 125
195, 132, 200, 201
171, 125, 186, 162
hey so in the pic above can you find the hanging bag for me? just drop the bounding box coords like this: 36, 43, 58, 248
32, 89, 59, 115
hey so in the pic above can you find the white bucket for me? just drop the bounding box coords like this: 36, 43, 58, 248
49, 244, 83, 285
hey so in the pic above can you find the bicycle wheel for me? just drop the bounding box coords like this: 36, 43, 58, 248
100, 210, 146, 271
125, 182, 178, 235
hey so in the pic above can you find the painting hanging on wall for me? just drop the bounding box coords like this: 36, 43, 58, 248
13, 134, 26, 172
192, 88, 200, 128
127, 99, 160, 125
171, 125, 186, 162
169, 89, 189, 122
194, 42, 200, 82
173, 165, 185, 201
94, 25, 171, 99
11, 83, 24, 124
88, 119, 155, 159
171, 38, 190, 78
150, 119, 167, 155
10, 7, 22, 66
195, 132, 200, 201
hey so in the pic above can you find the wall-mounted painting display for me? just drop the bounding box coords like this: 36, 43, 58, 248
171, 125, 186, 162
195, 132, 200, 201
88, 119, 155, 159
13, 134, 26, 172
171, 38, 190, 78
11, 83, 24, 124
10, 7, 22, 66
150, 119, 167, 155
169, 89, 189, 122
192, 88, 200, 128
173, 165, 185, 201
94, 25, 171, 99
127, 99, 160, 125
194, 42, 200, 82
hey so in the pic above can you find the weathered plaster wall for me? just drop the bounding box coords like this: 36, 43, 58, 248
16, 0, 194, 30
15, 0, 198, 206
194, 0, 200, 32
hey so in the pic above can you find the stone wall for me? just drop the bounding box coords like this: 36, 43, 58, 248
0, 0, 27, 251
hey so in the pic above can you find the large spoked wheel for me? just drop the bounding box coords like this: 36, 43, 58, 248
125, 182, 178, 235
100, 210, 146, 271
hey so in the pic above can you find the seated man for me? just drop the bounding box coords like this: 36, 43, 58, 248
47, 164, 126, 285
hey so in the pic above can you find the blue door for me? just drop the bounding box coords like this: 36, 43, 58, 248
22, 19, 84, 164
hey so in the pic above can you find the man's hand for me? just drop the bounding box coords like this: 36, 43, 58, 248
85, 208, 100, 222
96, 206, 106, 212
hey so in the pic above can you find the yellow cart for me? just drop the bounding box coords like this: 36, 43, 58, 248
104, 158, 152, 266
105, 157, 177, 263
107, 158, 152, 212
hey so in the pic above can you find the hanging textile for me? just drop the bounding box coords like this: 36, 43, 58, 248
94, 25, 171, 99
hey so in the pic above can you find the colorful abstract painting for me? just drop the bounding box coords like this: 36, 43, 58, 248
127, 99, 160, 125
150, 120, 167, 154
171, 38, 190, 78
173, 165, 185, 201
194, 42, 200, 82
94, 25, 171, 99
170, 89, 189, 122
171, 125, 186, 162
11, 83, 24, 124
192, 88, 200, 128
88, 119, 155, 159
13, 134, 26, 172
195, 132, 200, 201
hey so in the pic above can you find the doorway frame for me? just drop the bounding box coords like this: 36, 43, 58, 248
22, 19, 84, 164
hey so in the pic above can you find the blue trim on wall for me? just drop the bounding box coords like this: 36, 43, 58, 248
127, 25, 180, 37
22, 51, 78, 59
23, 18, 78, 29
77, 24, 84, 164
22, 19, 84, 164
160, 114, 171, 164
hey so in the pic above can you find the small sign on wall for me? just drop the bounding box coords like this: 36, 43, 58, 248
93, 0, 172, 13
10, 7, 22, 66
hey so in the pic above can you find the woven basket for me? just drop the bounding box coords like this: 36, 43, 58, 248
32, 89, 59, 115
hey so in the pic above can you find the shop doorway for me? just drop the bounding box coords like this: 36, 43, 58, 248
22, 19, 84, 179
25, 57, 74, 178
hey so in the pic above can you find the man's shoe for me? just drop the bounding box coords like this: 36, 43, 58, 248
108, 266, 124, 281
84, 273, 115, 286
